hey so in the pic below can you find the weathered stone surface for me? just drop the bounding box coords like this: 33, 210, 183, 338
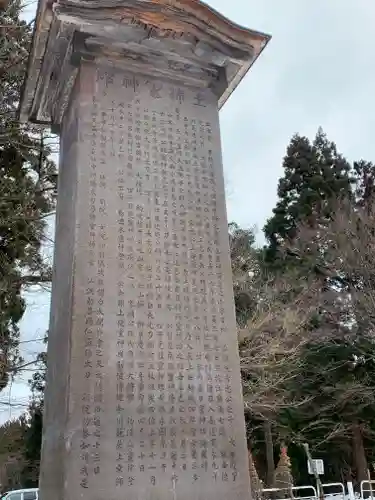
20, 2, 270, 500
41, 63, 252, 500
19, 0, 270, 126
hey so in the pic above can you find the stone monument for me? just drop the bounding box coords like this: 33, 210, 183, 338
20, 1, 270, 499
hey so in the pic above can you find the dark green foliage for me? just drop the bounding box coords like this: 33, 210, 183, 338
0, 419, 27, 492
21, 348, 46, 486
353, 160, 375, 207
0, 1, 54, 482
243, 128, 375, 484
229, 222, 260, 326
0, 0, 55, 389
21, 406, 42, 488
280, 338, 375, 439
263, 128, 353, 267
276, 337, 375, 485
29, 350, 46, 399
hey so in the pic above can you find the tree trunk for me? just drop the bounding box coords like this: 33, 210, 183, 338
248, 448, 262, 499
352, 423, 368, 486
263, 420, 275, 487
0, 0, 9, 11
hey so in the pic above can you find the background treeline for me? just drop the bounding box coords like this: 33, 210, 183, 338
232, 129, 375, 487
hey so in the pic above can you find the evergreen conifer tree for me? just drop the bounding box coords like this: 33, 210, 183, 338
0, 0, 55, 388
263, 128, 353, 266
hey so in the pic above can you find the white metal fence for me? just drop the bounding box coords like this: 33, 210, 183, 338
360, 481, 375, 499
321, 482, 346, 500
260, 481, 366, 500
261, 485, 318, 500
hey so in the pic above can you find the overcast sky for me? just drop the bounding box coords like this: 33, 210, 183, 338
2, 0, 375, 422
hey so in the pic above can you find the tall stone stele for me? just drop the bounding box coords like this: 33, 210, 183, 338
20, 1, 270, 500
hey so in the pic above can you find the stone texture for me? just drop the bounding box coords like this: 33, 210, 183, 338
40, 63, 252, 500
19, 0, 270, 126
273, 446, 294, 492
20, 2, 270, 500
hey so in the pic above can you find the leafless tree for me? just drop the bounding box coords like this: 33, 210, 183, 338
238, 197, 375, 484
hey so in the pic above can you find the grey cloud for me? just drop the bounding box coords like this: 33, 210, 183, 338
208, 0, 375, 235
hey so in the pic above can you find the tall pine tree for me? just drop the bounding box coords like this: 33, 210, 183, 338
263, 128, 353, 266
255, 128, 353, 482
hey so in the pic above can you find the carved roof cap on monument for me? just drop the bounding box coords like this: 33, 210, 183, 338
19, 0, 271, 127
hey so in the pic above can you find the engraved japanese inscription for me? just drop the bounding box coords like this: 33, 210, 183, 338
61, 64, 250, 500
20, 2, 270, 500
